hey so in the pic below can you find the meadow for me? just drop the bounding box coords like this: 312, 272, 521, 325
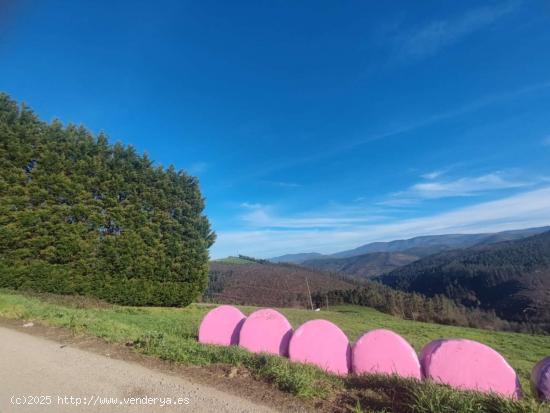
0, 289, 548, 413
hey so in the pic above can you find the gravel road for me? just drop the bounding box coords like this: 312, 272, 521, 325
0, 326, 277, 413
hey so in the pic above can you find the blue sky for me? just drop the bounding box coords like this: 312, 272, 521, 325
1, 1, 550, 258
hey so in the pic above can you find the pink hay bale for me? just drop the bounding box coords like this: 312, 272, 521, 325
420, 338, 521, 398
352, 329, 421, 379
198, 305, 246, 346
239, 308, 293, 356
288, 319, 350, 375
531, 356, 550, 402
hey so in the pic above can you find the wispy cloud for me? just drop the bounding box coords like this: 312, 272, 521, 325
421, 170, 444, 180
392, 171, 535, 200
239, 203, 385, 229
214, 81, 550, 190
313, 81, 550, 162
240, 202, 265, 209
542, 136, 550, 146
394, 1, 521, 60
211, 187, 550, 258
187, 161, 209, 175
264, 180, 301, 188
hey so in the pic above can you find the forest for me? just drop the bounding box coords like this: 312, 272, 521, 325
378, 230, 550, 330
316, 284, 544, 334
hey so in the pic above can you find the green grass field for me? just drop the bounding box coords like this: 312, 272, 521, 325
211, 256, 255, 264
0, 289, 548, 413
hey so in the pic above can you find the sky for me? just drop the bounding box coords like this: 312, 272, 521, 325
1, 0, 550, 258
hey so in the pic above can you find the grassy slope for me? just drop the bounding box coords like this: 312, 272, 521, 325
211, 256, 255, 264
0, 290, 548, 413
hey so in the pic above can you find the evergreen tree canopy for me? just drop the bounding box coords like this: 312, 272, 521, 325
0, 93, 215, 306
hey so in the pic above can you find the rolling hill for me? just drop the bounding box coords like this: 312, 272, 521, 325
269, 227, 550, 264
269, 252, 327, 264
329, 226, 550, 259
208, 257, 524, 333
206, 261, 356, 308
378, 230, 550, 328
271, 227, 550, 281
302, 251, 419, 279
211, 256, 258, 265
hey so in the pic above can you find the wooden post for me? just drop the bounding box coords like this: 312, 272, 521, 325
305, 277, 314, 310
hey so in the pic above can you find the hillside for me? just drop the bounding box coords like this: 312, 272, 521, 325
270, 252, 326, 264
0, 94, 215, 306
302, 252, 419, 279
206, 260, 518, 332
274, 227, 550, 281
269, 227, 550, 267
206, 261, 356, 307
211, 256, 256, 265
329, 227, 550, 259
379, 231, 550, 328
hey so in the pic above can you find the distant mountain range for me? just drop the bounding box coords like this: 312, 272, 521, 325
269, 252, 326, 264
269, 226, 550, 264
302, 252, 419, 279
377, 230, 550, 327
271, 226, 550, 263
269, 226, 550, 279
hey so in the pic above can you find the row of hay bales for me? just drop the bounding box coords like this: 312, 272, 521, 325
198, 305, 550, 401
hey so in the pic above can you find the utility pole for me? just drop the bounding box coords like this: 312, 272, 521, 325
325, 294, 329, 310
305, 277, 314, 310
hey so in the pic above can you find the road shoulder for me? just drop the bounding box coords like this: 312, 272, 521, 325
0, 318, 318, 413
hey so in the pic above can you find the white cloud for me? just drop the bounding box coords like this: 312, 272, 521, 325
187, 161, 209, 175
240, 202, 265, 209
274, 181, 301, 188
376, 197, 421, 208
262, 181, 301, 188
421, 170, 444, 180
405, 172, 534, 199
239, 203, 385, 229
394, 1, 520, 59
211, 187, 550, 258
383, 170, 550, 206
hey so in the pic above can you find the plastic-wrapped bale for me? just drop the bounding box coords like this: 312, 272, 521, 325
198, 305, 246, 346
420, 339, 521, 398
289, 319, 350, 375
238, 308, 293, 356
531, 357, 550, 402
352, 329, 421, 379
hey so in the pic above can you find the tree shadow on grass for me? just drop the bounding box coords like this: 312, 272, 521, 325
334, 374, 536, 413
336, 374, 417, 413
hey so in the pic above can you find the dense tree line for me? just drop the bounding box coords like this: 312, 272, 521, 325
379, 231, 550, 328
0, 93, 215, 306
235, 254, 271, 264
313, 283, 547, 334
